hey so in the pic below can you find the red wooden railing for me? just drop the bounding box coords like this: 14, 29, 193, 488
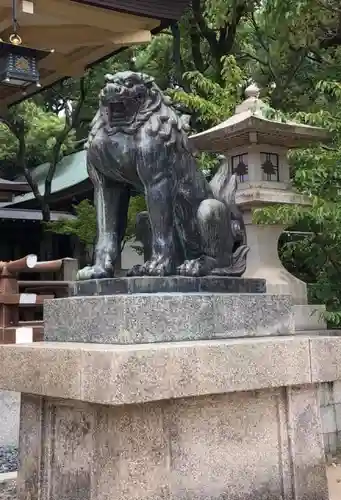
0, 255, 76, 344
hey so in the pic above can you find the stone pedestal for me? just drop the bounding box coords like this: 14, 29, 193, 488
242, 222, 308, 302
18, 384, 326, 500
0, 277, 335, 500
241, 214, 326, 331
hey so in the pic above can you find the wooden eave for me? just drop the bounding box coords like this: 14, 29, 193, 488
0, 0, 188, 107
73, 0, 189, 21
0, 178, 31, 193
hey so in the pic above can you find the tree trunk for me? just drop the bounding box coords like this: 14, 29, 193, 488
40, 200, 53, 262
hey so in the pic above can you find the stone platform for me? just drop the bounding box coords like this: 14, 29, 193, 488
0, 274, 335, 500
44, 293, 293, 344
0, 336, 335, 500
71, 276, 266, 296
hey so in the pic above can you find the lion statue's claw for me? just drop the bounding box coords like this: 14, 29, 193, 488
128, 256, 175, 277
177, 256, 217, 277
126, 264, 144, 277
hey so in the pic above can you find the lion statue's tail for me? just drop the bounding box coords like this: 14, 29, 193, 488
209, 160, 249, 277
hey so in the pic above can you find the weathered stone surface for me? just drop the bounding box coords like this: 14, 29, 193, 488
0, 337, 310, 405
17, 396, 42, 500
71, 276, 266, 296
0, 344, 81, 399
0, 479, 16, 500
7, 336, 341, 407
0, 393, 20, 449
16, 387, 328, 500
311, 336, 341, 382
287, 385, 329, 500
293, 304, 327, 332
44, 293, 293, 344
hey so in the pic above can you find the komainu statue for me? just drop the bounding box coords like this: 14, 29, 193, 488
77, 71, 249, 280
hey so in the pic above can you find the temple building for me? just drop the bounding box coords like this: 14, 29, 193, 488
0, 172, 76, 261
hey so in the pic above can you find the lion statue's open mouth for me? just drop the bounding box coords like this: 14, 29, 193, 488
100, 72, 150, 128
105, 99, 137, 127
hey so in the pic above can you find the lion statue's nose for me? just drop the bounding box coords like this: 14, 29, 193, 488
104, 83, 123, 95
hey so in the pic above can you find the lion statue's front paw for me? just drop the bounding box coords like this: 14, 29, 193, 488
177, 256, 217, 277
128, 255, 175, 277
76, 265, 113, 281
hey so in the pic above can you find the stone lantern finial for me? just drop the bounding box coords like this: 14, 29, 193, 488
245, 83, 260, 99
235, 82, 263, 115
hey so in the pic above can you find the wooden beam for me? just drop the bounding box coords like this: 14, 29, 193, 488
0, 8, 13, 36
31, 0, 159, 32
42, 53, 85, 77
3, 42, 122, 106
0, 102, 8, 114
3, 24, 126, 48
110, 30, 151, 46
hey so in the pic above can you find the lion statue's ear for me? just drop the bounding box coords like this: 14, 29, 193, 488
104, 74, 114, 83
142, 74, 155, 86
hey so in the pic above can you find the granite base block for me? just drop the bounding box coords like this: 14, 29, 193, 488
17, 385, 328, 500
44, 293, 293, 344
0, 338, 311, 405
71, 276, 266, 296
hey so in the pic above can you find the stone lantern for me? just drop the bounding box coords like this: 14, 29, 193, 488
189, 84, 329, 312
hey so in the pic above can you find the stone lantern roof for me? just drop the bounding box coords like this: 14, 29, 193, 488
189, 84, 330, 152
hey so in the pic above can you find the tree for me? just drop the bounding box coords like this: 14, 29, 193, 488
127, 0, 341, 325
0, 78, 86, 222
0, 101, 74, 177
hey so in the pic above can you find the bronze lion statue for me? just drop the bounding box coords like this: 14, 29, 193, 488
77, 71, 249, 280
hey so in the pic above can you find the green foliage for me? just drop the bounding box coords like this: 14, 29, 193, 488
169, 55, 245, 129
0, 100, 75, 173
134, 34, 174, 89
253, 78, 341, 325
46, 196, 147, 252
45, 200, 96, 247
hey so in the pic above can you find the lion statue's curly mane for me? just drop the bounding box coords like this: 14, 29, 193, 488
87, 72, 190, 148
77, 71, 248, 280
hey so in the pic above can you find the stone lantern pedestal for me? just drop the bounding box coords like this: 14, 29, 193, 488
190, 85, 329, 330
239, 190, 310, 303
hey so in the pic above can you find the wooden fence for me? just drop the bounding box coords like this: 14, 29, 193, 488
0, 255, 77, 344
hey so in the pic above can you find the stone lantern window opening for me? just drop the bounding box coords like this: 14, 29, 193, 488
232, 153, 248, 182
261, 152, 279, 182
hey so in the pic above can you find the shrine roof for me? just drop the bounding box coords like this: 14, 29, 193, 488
0, 177, 31, 193
5, 150, 88, 208
0, 0, 189, 107
74, 0, 188, 20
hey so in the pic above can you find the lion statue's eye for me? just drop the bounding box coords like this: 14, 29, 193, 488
125, 80, 134, 87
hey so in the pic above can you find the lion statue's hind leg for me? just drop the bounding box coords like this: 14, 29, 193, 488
177, 198, 233, 276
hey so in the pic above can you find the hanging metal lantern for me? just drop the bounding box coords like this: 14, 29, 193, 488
0, 38, 50, 88
0, 0, 52, 90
